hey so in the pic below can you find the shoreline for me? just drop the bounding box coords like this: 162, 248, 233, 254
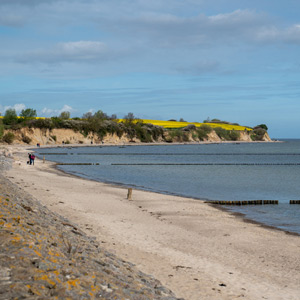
36, 140, 300, 237
3, 144, 300, 299
55, 160, 300, 237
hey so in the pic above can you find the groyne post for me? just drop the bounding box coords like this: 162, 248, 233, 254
127, 188, 133, 200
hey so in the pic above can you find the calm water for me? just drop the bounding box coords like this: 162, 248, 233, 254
36, 140, 300, 234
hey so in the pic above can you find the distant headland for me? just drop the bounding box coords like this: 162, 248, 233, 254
0, 108, 271, 145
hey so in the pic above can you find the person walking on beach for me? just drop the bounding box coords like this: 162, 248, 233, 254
31, 154, 35, 165
28, 153, 32, 165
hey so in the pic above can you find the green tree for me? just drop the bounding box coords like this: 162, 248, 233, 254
82, 112, 93, 119
3, 109, 18, 125
59, 111, 70, 120
20, 108, 37, 118
94, 110, 108, 120
124, 112, 135, 123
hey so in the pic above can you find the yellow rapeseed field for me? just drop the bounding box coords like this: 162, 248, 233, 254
0, 116, 45, 119
119, 119, 253, 131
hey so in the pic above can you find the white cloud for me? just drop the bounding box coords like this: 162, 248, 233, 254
2, 103, 26, 114
99, 9, 269, 49
41, 105, 76, 116
17, 41, 113, 64
0, 13, 24, 27
59, 105, 74, 113
256, 24, 300, 44
175, 61, 220, 74
41, 107, 55, 115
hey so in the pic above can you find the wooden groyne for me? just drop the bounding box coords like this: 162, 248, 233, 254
208, 200, 279, 205
56, 163, 100, 165
209, 200, 300, 205
290, 200, 300, 204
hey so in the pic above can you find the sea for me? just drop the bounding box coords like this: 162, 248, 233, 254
35, 139, 300, 235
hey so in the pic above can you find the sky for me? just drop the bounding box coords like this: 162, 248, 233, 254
0, 0, 300, 138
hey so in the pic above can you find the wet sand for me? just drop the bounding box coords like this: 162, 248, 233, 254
4, 145, 300, 300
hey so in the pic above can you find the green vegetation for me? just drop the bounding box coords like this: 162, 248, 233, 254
20, 108, 37, 118
214, 127, 240, 141
59, 111, 70, 120
250, 124, 268, 141
167, 129, 189, 142
0, 118, 4, 139
0, 109, 164, 143
255, 124, 268, 131
196, 124, 213, 141
3, 109, 18, 126
21, 135, 32, 144
2, 132, 15, 144
251, 128, 267, 141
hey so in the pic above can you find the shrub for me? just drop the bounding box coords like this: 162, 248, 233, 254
0, 121, 4, 139
182, 132, 190, 142
197, 124, 213, 141
2, 132, 15, 144
251, 128, 266, 141
168, 129, 189, 142
192, 133, 198, 140
200, 124, 213, 134
254, 124, 268, 131
215, 127, 241, 141
50, 135, 57, 141
214, 127, 230, 140
228, 131, 240, 141
183, 124, 196, 131
29, 118, 54, 130
22, 135, 32, 144
145, 124, 163, 141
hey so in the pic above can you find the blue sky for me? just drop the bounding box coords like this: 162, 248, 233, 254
0, 0, 300, 138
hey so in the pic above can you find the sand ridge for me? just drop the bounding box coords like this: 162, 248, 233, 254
4, 145, 300, 300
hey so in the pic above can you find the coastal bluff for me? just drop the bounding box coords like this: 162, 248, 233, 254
3, 127, 271, 146
0, 160, 181, 299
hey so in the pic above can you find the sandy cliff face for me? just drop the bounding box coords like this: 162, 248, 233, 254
205, 131, 221, 142
3, 128, 132, 145
2, 127, 272, 145
262, 132, 272, 141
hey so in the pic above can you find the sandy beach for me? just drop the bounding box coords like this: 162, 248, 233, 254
4, 145, 300, 300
